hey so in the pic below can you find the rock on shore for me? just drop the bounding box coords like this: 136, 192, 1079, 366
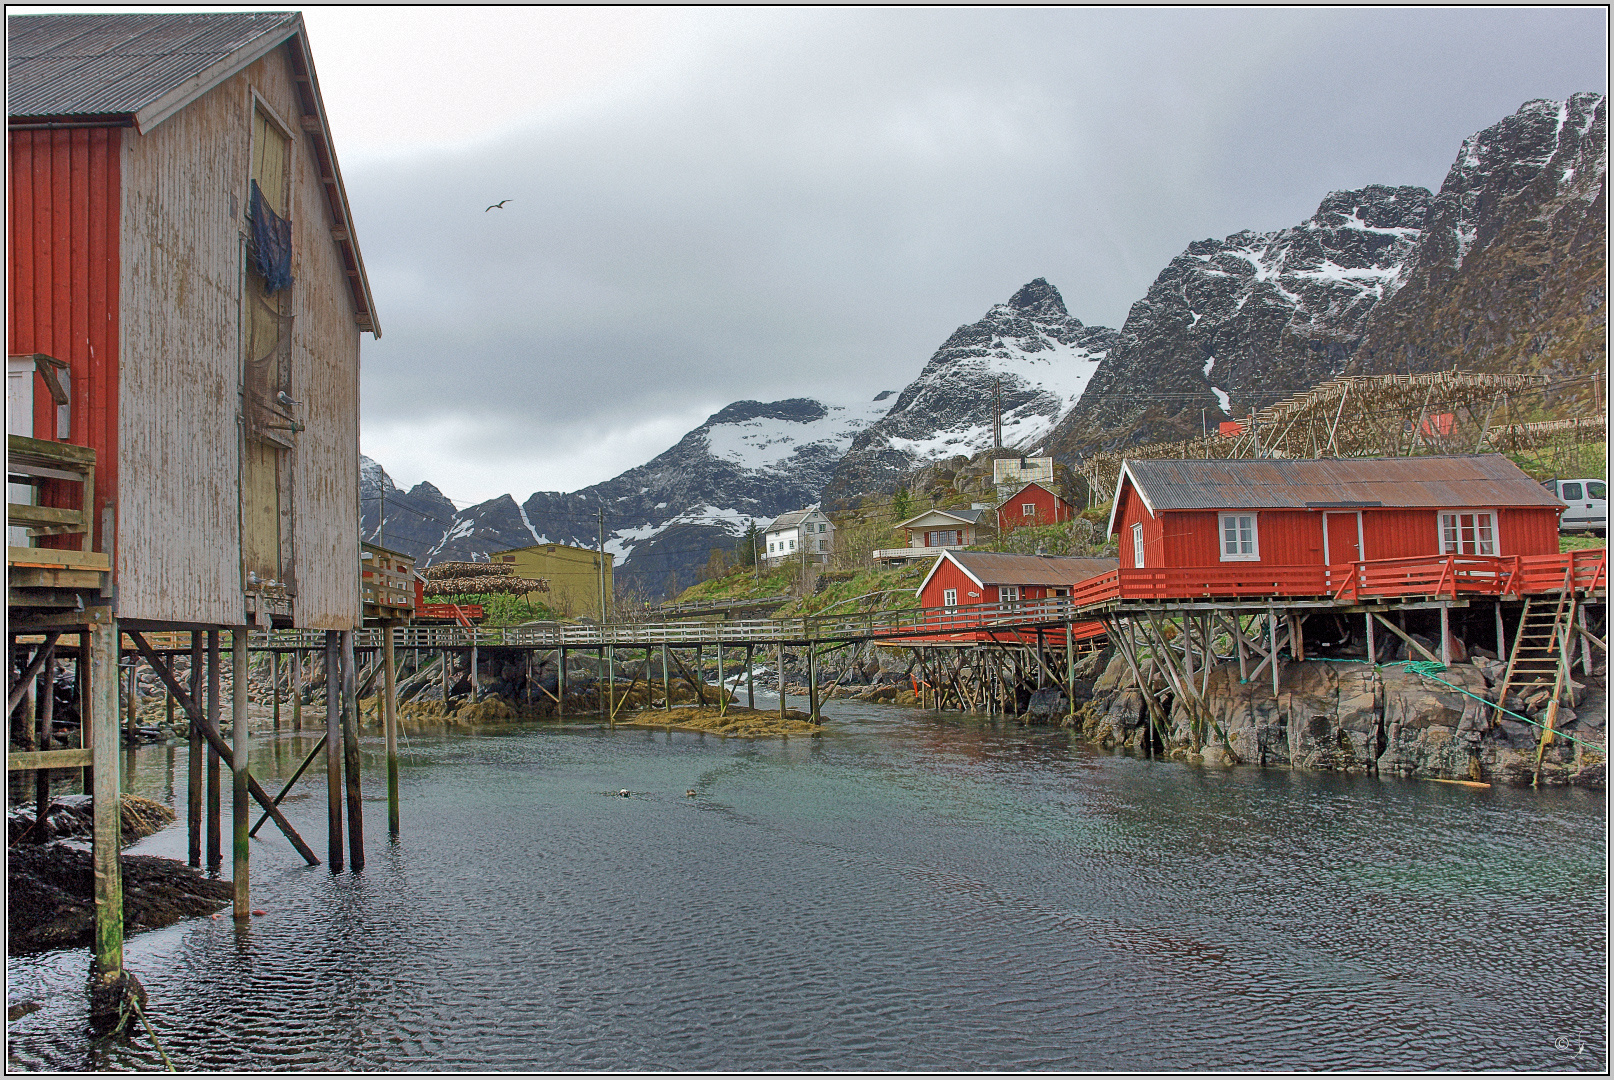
8, 844, 232, 954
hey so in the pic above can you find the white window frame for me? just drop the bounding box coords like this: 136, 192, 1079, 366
1022, 503, 1036, 517
943, 588, 957, 608
1219, 512, 1259, 561
1438, 510, 1498, 556
1132, 522, 1144, 568
788, 538, 795, 551
1000, 585, 1020, 604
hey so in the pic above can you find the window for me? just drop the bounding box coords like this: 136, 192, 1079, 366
818, 539, 827, 552
788, 539, 795, 551
818, 523, 826, 533
1219, 513, 1258, 560
1590, 482, 1607, 500
943, 588, 957, 607
1000, 585, 1020, 604
1439, 511, 1496, 555
1023, 503, 1036, 517
1132, 522, 1144, 567
1562, 482, 1583, 500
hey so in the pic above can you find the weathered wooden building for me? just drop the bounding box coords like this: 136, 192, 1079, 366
874, 506, 990, 564
9, 10, 378, 629
917, 550, 1118, 611
7, 10, 378, 1016
1108, 456, 1564, 571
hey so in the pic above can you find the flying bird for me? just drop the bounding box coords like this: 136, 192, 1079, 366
485, 199, 511, 212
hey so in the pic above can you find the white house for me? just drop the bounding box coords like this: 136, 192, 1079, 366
763, 507, 835, 566
873, 506, 989, 564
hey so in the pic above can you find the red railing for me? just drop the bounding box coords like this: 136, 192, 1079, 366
418, 602, 484, 624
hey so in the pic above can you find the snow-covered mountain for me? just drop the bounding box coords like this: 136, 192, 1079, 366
1046, 184, 1431, 455
822, 278, 1120, 501
362, 395, 893, 598
1049, 93, 1605, 455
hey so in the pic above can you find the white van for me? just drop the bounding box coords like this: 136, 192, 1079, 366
1542, 478, 1607, 534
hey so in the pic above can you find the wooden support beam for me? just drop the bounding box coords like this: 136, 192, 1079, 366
250, 734, 326, 837
1372, 612, 1442, 666
325, 632, 344, 872
7, 631, 60, 714
384, 624, 400, 838
232, 628, 250, 918
188, 630, 202, 867
88, 612, 124, 985
342, 630, 364, 870
9, 747, 93, 770
127, 631, 320, 866
207, 630, 221, 870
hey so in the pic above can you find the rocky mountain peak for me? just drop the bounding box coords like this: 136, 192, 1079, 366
1006, 277, 1070, 320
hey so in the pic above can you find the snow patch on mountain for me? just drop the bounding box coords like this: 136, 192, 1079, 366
704, 396, 889, 472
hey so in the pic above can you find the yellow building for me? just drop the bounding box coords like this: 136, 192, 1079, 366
488, 542, 614, 620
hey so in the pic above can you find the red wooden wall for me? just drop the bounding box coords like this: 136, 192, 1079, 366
1114, 479, 1562, 569
920, 558, 983, 607
997, 483, 1071, 532
8, 127, 122, 548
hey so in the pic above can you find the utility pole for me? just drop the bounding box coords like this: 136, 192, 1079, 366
597, 507, 607, 624
993, 378, 1002, 450
751, 521, 759, 583
376, 485, 384, 547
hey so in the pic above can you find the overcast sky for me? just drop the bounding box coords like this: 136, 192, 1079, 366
26, 6, 1610, 504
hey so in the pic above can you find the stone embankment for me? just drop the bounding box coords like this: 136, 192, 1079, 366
1073, 648, 1605, 789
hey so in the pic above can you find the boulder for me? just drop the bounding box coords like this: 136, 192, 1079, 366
1024, 688, 1067, 724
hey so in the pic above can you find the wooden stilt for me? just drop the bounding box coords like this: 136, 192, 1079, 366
661, 643, 670, 711
125, 656, 137, 738
606, 645, 615, 724
292, 646, 303, 731
188, 630, 203, 866
232, 628, 250, 918
777, 643, 786, 719
1066, 622, 1076, 721
1268, 610, 1280, 696
1495, 602, 1506, 660
207, 629, 222, 869
325, 631, 344, 872
598, 648, 606, 721
35, 640, 56, 831
808, 642, 820, 722
440, 648, 450, 704
1439, 604, 1452, 665
87, 609, 124, 992
1236, 613, 1250, 681
342, 630, 364, 870
384, 623, 400, 838
746, 644, 755, 709
1365, 611, 1376, 664
558, 646, 567, 717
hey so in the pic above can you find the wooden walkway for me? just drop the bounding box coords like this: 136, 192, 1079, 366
197, 548, 1605, 653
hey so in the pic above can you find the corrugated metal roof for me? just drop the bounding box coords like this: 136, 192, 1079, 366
947, 552, 1118, 587
8, 12, 298, 119
1123, 455, 1563, 511
895, 506, 986, 529
764, 508, 824, 532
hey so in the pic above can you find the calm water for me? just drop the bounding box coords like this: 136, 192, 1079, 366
7, 696, 1607, 1071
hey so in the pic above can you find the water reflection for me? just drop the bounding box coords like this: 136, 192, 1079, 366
6, 698, 1606, 1072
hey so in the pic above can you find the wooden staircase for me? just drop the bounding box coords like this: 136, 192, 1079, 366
1491, 571, 1584, 782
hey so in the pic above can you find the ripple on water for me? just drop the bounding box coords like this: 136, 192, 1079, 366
6, 702, 1606, 1071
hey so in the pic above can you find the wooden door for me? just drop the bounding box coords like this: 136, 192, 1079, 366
1324, 512, 1361, 565
241, 107, 293, 587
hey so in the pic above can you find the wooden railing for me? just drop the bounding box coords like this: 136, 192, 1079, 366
7, 433, 109, 576
197, 548, 1602, 654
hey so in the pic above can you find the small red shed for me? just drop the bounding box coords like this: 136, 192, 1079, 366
917, 550, 1118, 609
996, 481, 1073, 532
1107, 455, 1565, 571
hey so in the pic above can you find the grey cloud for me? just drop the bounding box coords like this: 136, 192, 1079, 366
346, 7, 1605, 493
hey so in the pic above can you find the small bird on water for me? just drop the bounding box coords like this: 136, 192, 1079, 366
485, 199, 511, 212
619, 789, 630, 798
685, 789, 697, 798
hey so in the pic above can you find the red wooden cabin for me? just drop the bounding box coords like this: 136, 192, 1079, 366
1107, 456, 1564, 572
995, 481, 1073, 532
918, 550, 1118, 609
